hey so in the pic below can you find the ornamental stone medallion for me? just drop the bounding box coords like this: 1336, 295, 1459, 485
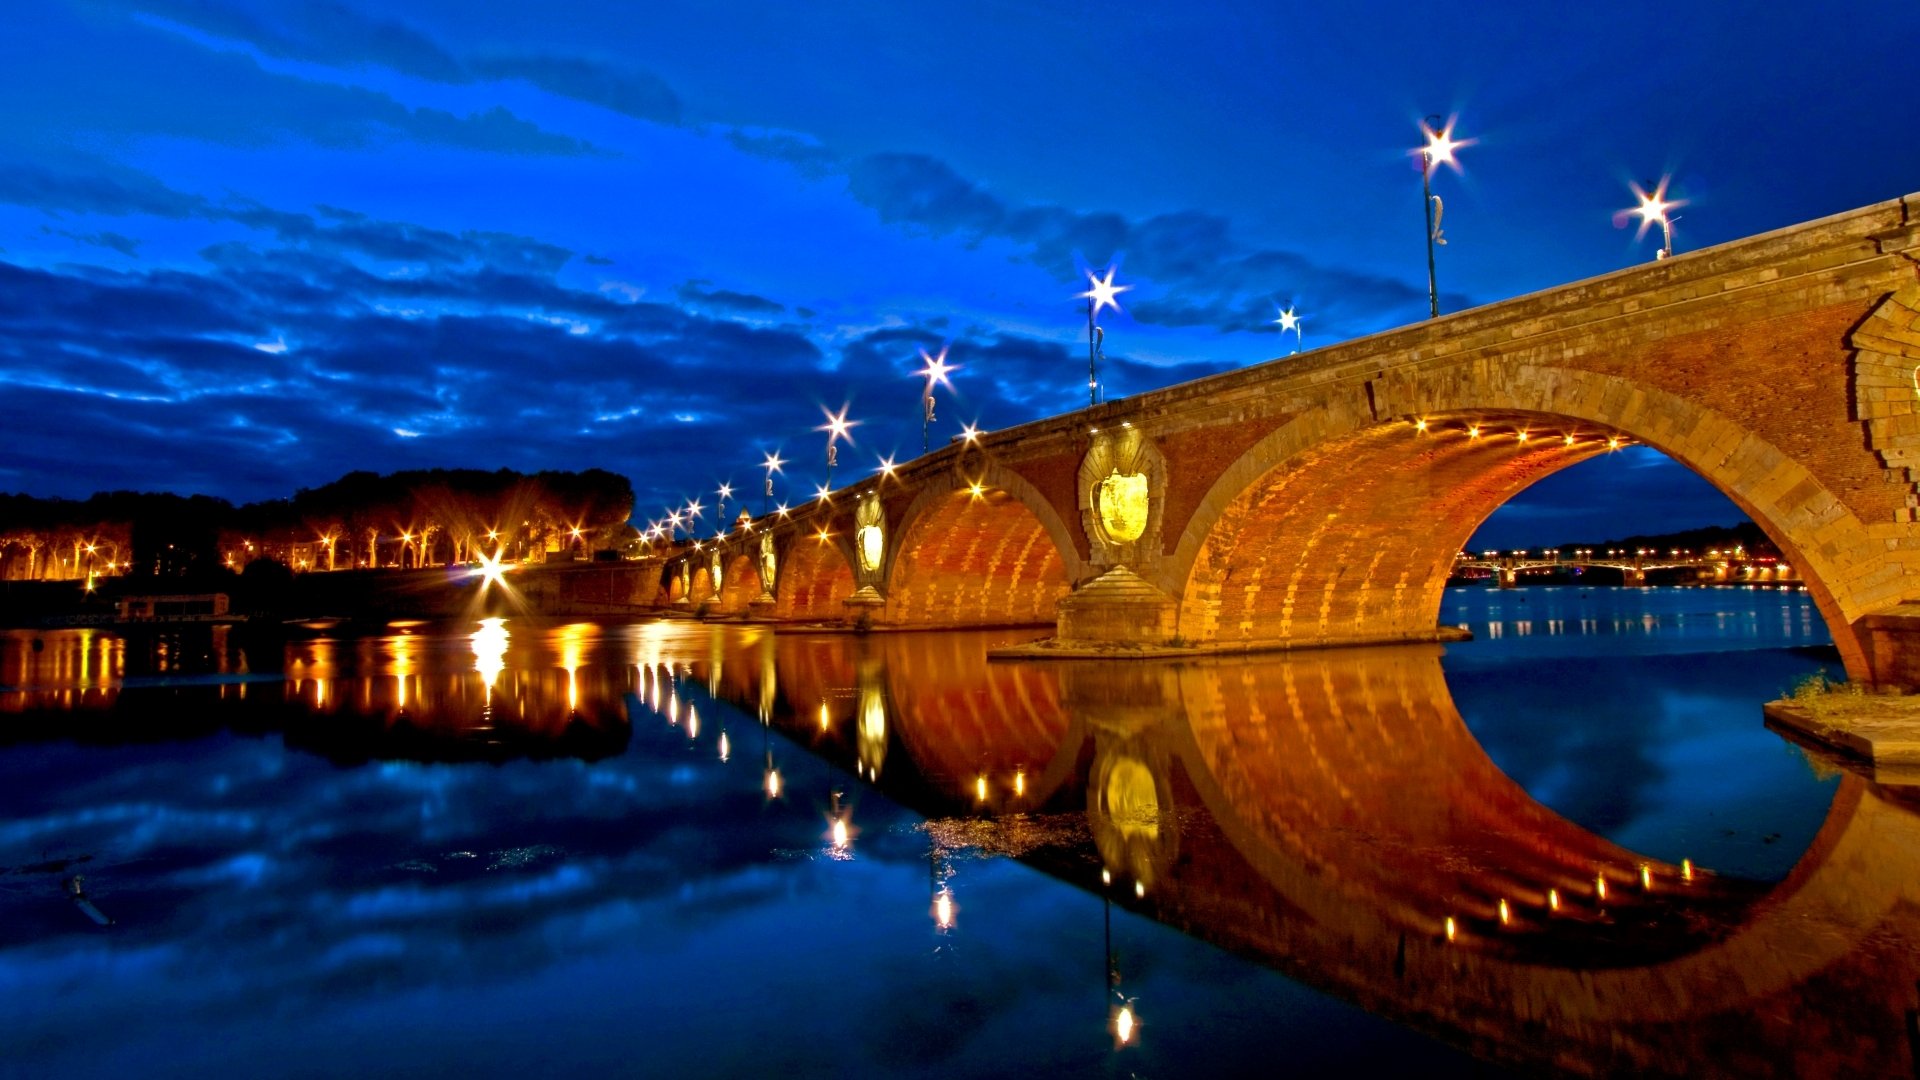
848, 489, 887, 605
1078, 425, 1166, 569
757, 531, 778, 601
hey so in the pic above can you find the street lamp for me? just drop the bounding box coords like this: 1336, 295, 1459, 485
818, 404, 858, 493
1416, 115, 1468, 319
716, 482, 733, 536
918, 347, 956, 454
1079, 266, 1130, 407
1626, 178, 1682, 259
1274, 304, 1304, 354
762, 450, 785, 512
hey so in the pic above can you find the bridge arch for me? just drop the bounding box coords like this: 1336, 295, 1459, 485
714, 551, 759, 614
1167, 364, 1881, 674
689, 564, 716, 606
774, 529, 857, 620
883, 464, 1081, 627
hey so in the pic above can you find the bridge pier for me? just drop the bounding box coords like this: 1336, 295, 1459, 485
1056, 568, 1177, 646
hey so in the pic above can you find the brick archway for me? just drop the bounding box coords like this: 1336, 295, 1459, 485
883, 465, 1079, 627
714, 552, 759, 614
775, 531, 857, 620
1168, 365, 1882, 674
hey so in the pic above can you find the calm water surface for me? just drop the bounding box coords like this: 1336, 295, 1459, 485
1, 586, 1907, 1078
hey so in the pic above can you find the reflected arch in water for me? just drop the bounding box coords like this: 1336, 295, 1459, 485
1168, 363, 1889, 675
1164, 645, 1920, 1052
882, 465, 1079, 628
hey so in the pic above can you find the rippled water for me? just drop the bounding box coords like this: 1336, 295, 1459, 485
3, 586, 1908, 1078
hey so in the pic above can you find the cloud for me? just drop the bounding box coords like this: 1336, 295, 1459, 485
841, 152, 1463, 336
675, 280, 786, 318
470, 54, 682, 125
128, 0, 681, 124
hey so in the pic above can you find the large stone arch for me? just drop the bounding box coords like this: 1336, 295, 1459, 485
1167, 364, 1885, 675
714, 551, 759, 614
689, 564, 715, 605
882, 463, 1082, 627
773, 528, 857, 621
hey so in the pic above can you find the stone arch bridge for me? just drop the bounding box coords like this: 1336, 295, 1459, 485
653, 194, 1920, 684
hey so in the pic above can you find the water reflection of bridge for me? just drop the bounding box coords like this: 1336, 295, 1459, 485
669, 629, 1920, 1077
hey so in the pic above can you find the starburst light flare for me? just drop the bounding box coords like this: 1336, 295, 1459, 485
1624, 177, 1685, 258
1079, 266, 1131, 316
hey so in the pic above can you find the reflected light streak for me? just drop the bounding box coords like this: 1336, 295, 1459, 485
933, 888, 955, 931
473, 618, 508, 690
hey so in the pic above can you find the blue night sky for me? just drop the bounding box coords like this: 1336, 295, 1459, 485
1, 1, 1914, 547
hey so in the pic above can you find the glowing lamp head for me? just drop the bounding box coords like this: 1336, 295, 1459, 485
1113, 1004, 1136, 1046
918, 346, 956, 390
1079, 266, 1131, 317
1274, 304, 1301, 334
818, 403, 858, 446
763, 450, 785, 474
1419, 116, 1470, 171
877, 454, 897, 478
717, 483, 732, 500
961, 423, 981, 444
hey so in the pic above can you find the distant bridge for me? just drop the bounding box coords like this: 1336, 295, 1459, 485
1450, 547, 1799, 587
642, 194, 1920, 684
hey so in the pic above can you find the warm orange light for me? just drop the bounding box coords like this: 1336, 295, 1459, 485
961, 423, 981, 443
1414, 418, 1428, 432
1548, 888, 1560, 912
1640, 864, 1652, 890
1682, 858, 1694, 883
1467, 425, 1482, 439
975, 775, 987, 801
765, 767, 782, 799
831, 818, 849, 849
1596, 874, 1608, 901
1444, 916, 1457, 942
1498, 898, 1511, 925
1113, 1004, 1136, 1046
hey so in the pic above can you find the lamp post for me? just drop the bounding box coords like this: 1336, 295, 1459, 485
918, 347, 956, 454
1079, 267, 1130, 407
762, 450, 784, 514
1274, 304, 1303, 354
817, 404, 857, 496
1627, 178, 1682, 259
716, 483, 733, 538
1417, 115, 1467, 319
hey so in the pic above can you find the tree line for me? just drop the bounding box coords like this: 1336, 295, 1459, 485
0, 468, 636, 581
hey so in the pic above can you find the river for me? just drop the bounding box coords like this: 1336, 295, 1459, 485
3, 585, 1904, 1078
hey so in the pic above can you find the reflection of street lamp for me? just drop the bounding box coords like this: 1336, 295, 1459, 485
1079, 267, 1130, 407
1416, 115, 1468, 318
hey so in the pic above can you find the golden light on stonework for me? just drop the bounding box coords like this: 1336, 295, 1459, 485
1445, 916, 1457, 942
1548, 888, 1560, 912
1096, 470, 1150, 544
968, 481, 985, 499
1467, 425, 1482, 439
1682, 858, 1694, 883
1596, 873, 1608, 901
1414, 418, 1429, 433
